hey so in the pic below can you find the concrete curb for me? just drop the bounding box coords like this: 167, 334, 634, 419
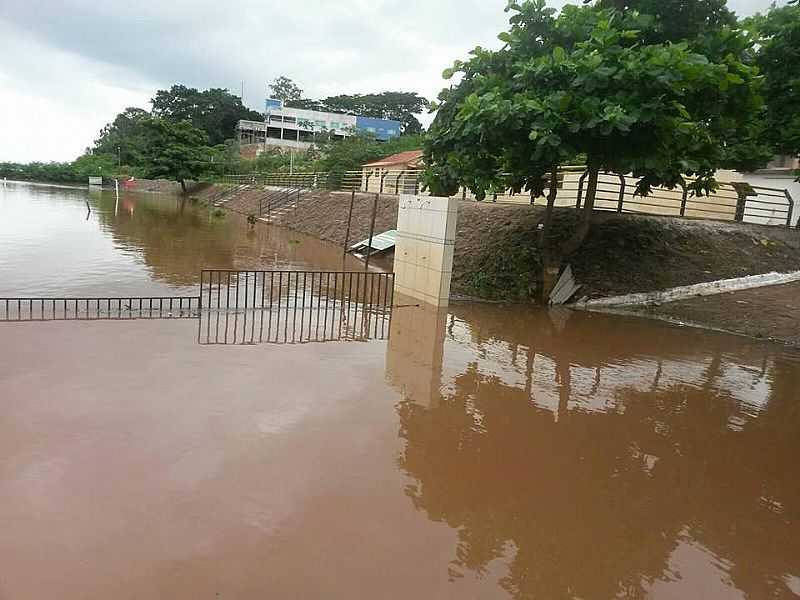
576, 270, 800, 308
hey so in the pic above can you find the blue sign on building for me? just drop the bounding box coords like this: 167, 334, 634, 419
265, 98, 283, 112
355, 116, 402, 141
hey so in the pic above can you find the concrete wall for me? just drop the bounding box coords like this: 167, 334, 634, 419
394, 195, 458, 307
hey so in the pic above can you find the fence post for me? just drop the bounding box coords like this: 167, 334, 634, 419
734, 187, 747, 222
343, 190, 356, 258
380, 171, 388, 194
365, 193, 379, 272
680, 184, 688, 217
617, 174, 626, 213
785, 189, 796, 228
576, 171, 588, 209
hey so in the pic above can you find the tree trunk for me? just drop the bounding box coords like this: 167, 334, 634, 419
561, 165, 599, 257
539, 167, 562, 303
179, 179, 187, 194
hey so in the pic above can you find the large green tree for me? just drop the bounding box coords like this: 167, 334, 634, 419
317, 92, 430, 134
151, 85, 262, 146
425, 0, 769, 298
94, 107, 150, 167
747, 0, 800, 160
139, 118, 213, 192
269, 76, 305, 104
591, 0, 736, 41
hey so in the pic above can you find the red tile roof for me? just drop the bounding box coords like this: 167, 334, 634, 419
362, 149, 424, 168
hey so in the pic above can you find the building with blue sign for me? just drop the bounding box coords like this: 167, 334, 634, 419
237, 98, 402, 151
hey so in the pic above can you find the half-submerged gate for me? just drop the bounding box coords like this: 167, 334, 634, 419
0, 270, 395, 347
198, 270, 394, 345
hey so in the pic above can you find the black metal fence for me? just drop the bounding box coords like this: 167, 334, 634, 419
198, 270, 394, 345
0, 271, 396, 347
0, 297, 200, 321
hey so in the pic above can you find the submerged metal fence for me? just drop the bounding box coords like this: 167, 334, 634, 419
198, 270, 394, 345
0, 297, 200, 321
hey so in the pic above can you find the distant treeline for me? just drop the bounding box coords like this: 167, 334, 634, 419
5, 81, 428, 189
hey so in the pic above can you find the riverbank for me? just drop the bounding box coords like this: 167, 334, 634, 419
212, 187, 800, 297
202, 184, 800, 344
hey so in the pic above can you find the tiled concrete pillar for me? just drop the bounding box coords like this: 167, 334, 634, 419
394, 195, 458, 307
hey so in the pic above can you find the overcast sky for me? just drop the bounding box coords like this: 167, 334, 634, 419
0, 0, 786, 163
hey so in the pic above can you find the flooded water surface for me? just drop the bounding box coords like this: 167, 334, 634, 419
1, 182, 799, 599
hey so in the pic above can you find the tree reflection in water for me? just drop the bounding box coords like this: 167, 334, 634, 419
388, 302, 800, 599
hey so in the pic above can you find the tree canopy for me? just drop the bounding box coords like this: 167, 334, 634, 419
274, 76, 430, 134
269, 76, 304, 104
139, 118, 212, 192
747, 0, 800, 159
427, 0, 768, 199
151, 85, 262, 146
424, 0, 771, 297
94, 107, 150, 166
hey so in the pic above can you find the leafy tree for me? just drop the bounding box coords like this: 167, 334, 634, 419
590, 0, 736, 41
319, 92, 430, 134
276, 76, 430, 134
71, 153, 118, 179
94, 107, 150, 167
151, 85, 262, 146
139, 118, 213, 192
747, 1, 800, 160
269, 76, 304, 104
315, 133, 424, 175
425, 0, 769, 298
0, 161, 81, 183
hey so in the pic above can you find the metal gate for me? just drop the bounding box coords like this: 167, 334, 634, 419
198, 270, 394, 345
1, 270, 396, 347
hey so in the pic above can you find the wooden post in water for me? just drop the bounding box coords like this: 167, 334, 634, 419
343, 190, 356, 259
365, 193, 379, 272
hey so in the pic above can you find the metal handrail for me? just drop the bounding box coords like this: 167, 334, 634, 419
217, 168, 797, 229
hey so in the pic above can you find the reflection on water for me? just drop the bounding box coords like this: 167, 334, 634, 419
0, 181, 363, 297
387, 302, 800, 599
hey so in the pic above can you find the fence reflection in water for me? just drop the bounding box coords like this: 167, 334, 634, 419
198, 270, 394, 345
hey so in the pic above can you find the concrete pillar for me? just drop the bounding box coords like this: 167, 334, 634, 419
394, 195, 458, 308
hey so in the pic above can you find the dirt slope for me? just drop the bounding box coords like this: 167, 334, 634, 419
210, 186, 800, 302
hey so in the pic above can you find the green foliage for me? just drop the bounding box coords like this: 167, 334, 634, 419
0, 161, 82, 183
747, 2, 800, 159
70, 153, 118, 178
274, 74, 430, 134
314, 133, 424, 174
0, 153, 120, 184
590, 0, 736, 42
310, 92, 430, 134
151, 85, 262, 146
269, 76, 304, 104
139, 118, 214, 190
94, 107, 150, 166
425, 0, 770, 201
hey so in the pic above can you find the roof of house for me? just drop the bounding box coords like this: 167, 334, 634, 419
362, 149, 424, 168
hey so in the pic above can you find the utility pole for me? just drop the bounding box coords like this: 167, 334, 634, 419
117, 146, 121, 167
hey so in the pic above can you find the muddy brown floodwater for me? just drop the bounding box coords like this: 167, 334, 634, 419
1, 182, 800, 599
